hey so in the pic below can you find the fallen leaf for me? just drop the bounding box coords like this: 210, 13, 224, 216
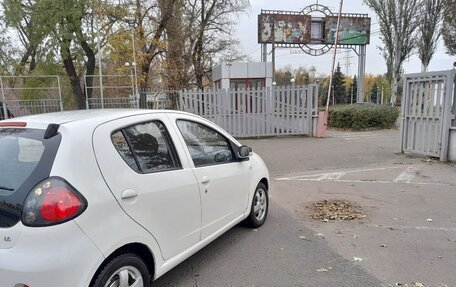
317, 268, 328, 272
310, 200, 367, 222
352, 257, 363, 262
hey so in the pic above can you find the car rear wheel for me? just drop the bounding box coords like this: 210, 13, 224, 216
92, 253, 150, 287
244, 182, 268, 228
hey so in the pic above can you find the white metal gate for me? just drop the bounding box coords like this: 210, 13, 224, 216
179, 85, 319, 138
0, 75, 63, 119
401, 70, 456, 161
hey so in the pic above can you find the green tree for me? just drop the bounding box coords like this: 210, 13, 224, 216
442, 0, 456, 55
351, 75, 358, 104
274, 68, 293, 86
370, 83, 379, 103
332, 63, 346, 104
295, 67, 310, 85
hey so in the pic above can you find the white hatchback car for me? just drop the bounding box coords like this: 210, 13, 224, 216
0, 110, 270, 287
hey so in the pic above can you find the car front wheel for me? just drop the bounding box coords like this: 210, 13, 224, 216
244, 182, 269, 228
92, 253, 150, 287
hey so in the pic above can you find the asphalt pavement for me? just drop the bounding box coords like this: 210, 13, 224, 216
154, 129, 456, 286
153, 202, 381, 287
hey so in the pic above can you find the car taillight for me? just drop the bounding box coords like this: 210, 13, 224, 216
22, 177, 87, 227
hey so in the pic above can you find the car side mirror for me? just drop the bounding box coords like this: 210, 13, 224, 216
238, 145, 252, 159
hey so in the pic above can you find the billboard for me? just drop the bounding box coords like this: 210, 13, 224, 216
325, 17, 371, 45
258, 14, 311, 44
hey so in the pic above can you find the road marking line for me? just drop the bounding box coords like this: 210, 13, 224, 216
320, 172, 346, 180
393, 165, 418, 183
368, 224, 456, 232
276, 166, 402, 181
274, 178, 449, 186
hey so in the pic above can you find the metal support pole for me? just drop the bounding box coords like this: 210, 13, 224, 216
326, 0, 344, 111
57, 76, 64, 111
351, 84, 354, 104
272, 22, 276, 82
84, 76, 89, 109
0, 76, 8, 119
95, 12, 104, 109
357, 45, 366, 103
262, 44, 267, 62
132, 30, 139, 109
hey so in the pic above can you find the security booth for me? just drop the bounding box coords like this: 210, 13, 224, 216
212, 62, 273, 91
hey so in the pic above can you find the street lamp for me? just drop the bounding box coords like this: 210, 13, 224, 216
125, 62, 136, 101
127, 19, 139, 104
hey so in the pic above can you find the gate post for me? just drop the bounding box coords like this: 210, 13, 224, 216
57, 76, 64, 111
307, 85, 314, 136
400, 75, 409, 153
440, 70, 456, 161
0, 76, 7, 119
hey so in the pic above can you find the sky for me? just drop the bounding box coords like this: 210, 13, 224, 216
235, 0, 455, 77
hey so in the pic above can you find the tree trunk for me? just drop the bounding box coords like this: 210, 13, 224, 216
61, 45, 85, 109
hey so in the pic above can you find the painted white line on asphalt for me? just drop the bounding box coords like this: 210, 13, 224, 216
368, 224, 456, 232
320, 172, 346, 180
393, 165, 418, 183
274, 178, 449, 186
276, 166, 402, 181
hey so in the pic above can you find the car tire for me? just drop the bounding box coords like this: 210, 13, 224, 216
91, 253, 150, 287
244, 182, 269, 228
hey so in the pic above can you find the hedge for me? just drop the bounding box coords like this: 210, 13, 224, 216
328, 104, 400, 130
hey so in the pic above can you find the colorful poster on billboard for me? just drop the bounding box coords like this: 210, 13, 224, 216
258, 14, 311, 44
325, 17, 371, 45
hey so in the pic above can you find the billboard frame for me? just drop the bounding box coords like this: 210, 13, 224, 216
259, 3, 370, 103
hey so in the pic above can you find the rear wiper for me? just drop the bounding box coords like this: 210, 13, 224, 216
0, 186, 14, 191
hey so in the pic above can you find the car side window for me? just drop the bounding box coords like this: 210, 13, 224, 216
176, 120, 234, 167
111, 121, 180, 173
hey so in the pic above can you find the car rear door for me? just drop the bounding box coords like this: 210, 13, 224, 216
167, 114, 251, 239
93, 114, 201, 260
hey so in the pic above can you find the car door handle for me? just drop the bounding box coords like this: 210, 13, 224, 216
201, 176, 210, 184
121, 189, 138, 199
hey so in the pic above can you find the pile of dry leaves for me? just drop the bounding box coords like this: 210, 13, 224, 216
311, 200, 367, 222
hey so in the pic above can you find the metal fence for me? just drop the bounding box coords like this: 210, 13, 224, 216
86, 89, 180, 110
179, 85, 319, 138
0, 75, 63, 119
400, 70, 456, 161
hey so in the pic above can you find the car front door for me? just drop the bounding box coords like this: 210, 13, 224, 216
93, 114, 201, 260
169, 115, 251, 239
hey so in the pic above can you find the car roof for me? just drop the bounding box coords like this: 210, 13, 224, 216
0, 109, 195, 129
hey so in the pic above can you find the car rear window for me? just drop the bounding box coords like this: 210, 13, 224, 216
0, 128, 61, 228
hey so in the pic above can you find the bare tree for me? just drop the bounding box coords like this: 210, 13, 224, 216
418, 0, 446, 72
163, 0, 189, 91
184, 0, 249, 89
363, 0, 422, 105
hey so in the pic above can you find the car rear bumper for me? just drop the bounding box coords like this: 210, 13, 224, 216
0, 221, 104, 287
